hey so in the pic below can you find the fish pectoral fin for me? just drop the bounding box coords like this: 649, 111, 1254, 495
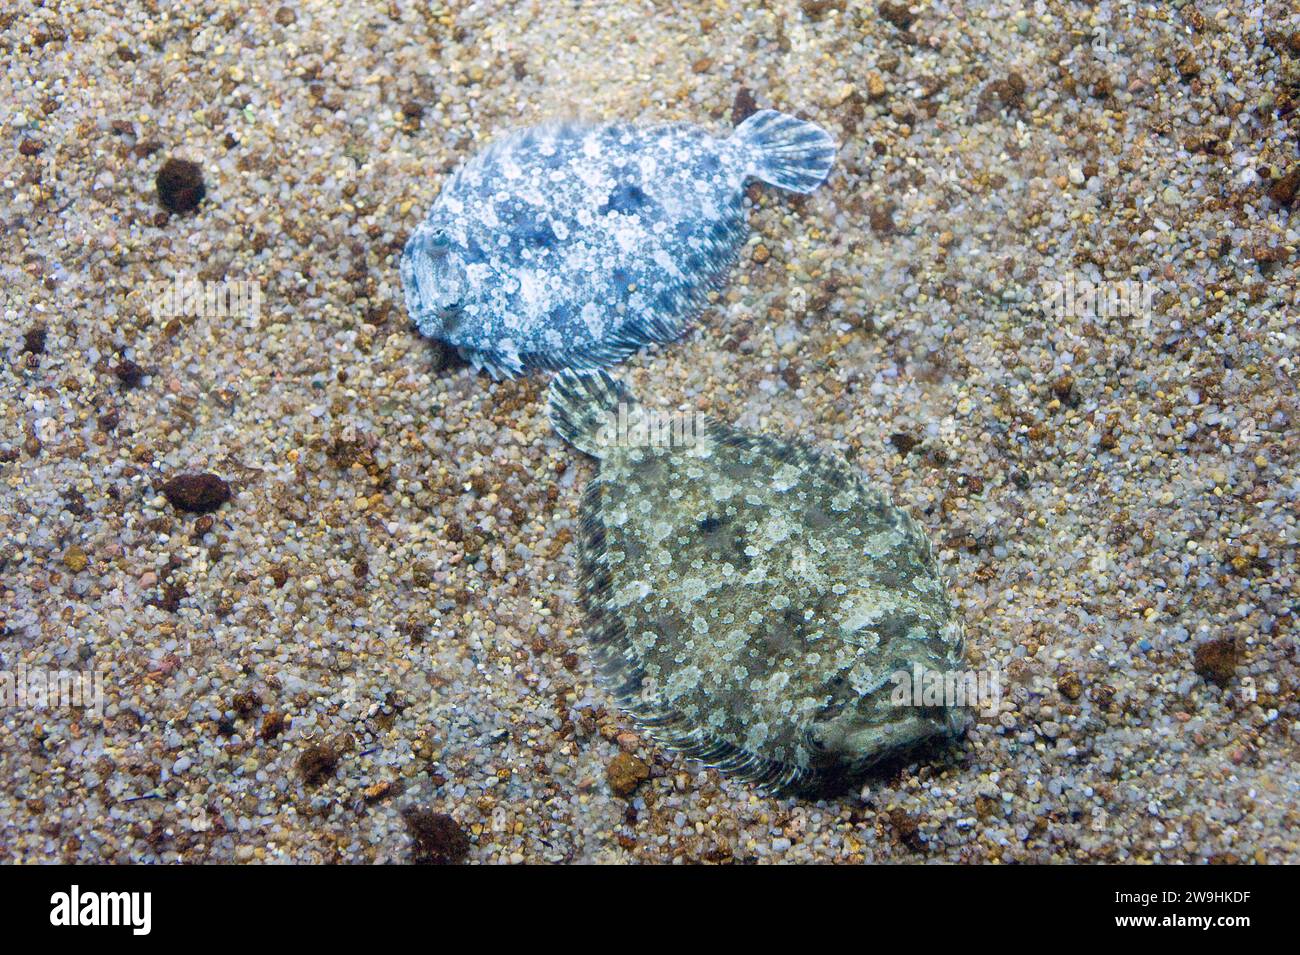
475, 340, 523, 380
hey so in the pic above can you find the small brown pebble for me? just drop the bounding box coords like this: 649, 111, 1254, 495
869, 202, 896, 235
889, 432, 920, 455
18, 139, 45, 157
363, 781, 394, 803
978, 72, 1028, 117
1252, 243, 1289, 265
866, 72, 887, 101
1051, 374, 1076, 405
63, 546, 88, 573
1180, 7, 1207, 32
878, 1, 915, 30
155, 158, 206, 214
1193, 637, 1238, 688
888, 808, 925, 851
801, 0, 845, 18
161, 473, 232, 514
23, 326, 47, 355
193, 514, 214, 536
114, 359, 145, 389
1175, 50, 1201, 79
606, 752, 650, 797
260, 711, 287, 741
692, 57, 713, 74
1267, 167, 1300, 206
1057, 671, 1083, 701
402, 807, 470, 864
732, 87, 759, 127
1001, 72, 1027, 108
157, 580, 186, 613
1092, 683, 1116, 708
62, 488, 89, 518
751, 243, 771, 264
297, 741, 339, 785
274, 6, 296, 26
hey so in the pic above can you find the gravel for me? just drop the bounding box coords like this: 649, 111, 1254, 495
1, 0, 1296, 863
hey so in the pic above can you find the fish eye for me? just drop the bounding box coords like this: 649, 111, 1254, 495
429, 229, 450, 250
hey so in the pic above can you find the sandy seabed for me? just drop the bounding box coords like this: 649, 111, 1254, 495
2, 0, 1298, 863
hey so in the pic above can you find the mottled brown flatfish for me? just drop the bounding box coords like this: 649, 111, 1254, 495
548, 371, 970, 795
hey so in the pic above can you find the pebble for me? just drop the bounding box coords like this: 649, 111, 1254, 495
155, 157, 206, 214
606, 753, 651, 798
1194, 638, 1239, 689
113, 360, 146, 389
1269, 167, 1300, 206
160, 473, 232, 514
402, 808, 470, 865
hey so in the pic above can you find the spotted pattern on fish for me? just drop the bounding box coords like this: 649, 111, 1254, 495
548, 371, 969, 796
401, 111, 836, 378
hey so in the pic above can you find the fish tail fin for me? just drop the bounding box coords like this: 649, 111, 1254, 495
734, 109, 837, 194
548, 370, 635, 459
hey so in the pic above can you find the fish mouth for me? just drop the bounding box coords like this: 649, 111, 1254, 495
400, 235, 466, 338
808, 704, 962, 768
398, 254, 440, 335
